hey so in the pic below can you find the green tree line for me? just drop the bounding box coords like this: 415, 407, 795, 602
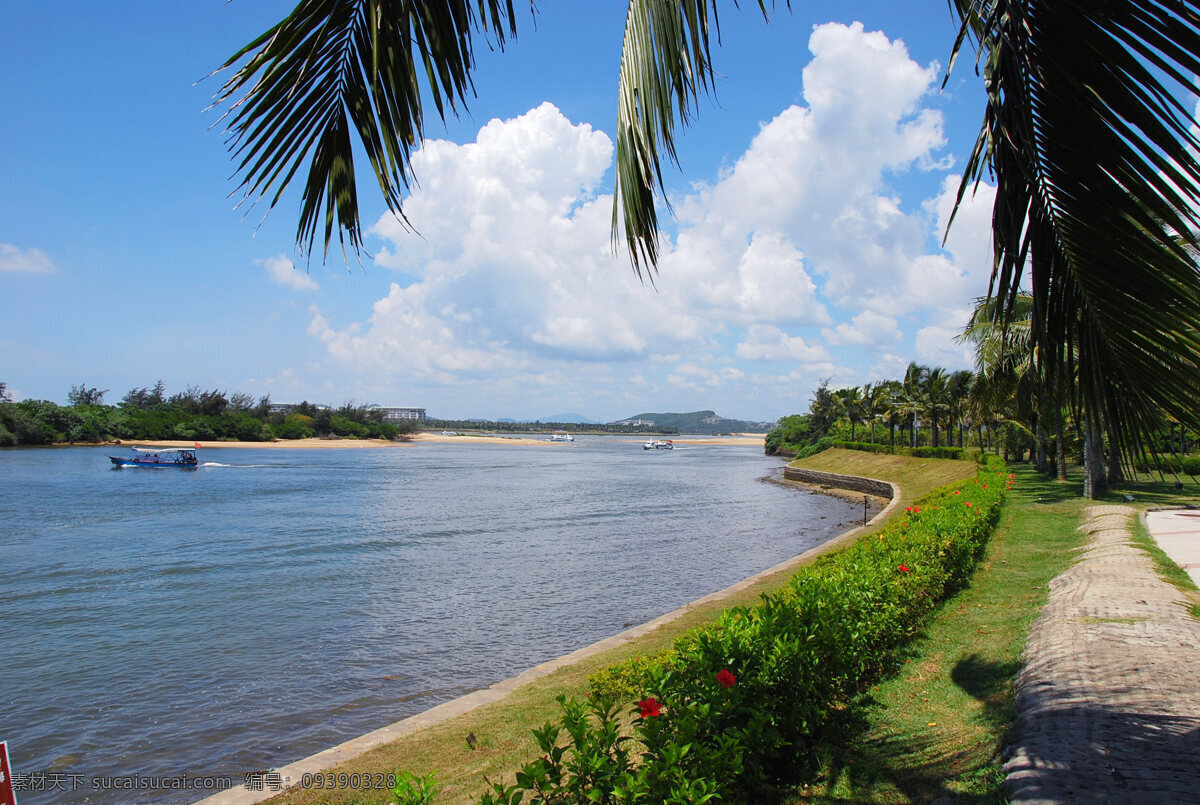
768, 335, 1200, 492
0, 381, 418, 446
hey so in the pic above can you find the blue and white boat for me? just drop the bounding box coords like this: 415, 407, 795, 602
109, 447, 198, 468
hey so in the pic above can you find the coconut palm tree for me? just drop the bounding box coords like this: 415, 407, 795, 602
217, 1, 1200, 477
808, 379, 839, 436
945, 369, 974, 449
877, 379, 903, 451
961, 293, 1074, 481
864, 381, 893, 447
896, 362, 927, 449
836, 385, 865, 442
922, 367, 952, 449
944, 1, 1200, 494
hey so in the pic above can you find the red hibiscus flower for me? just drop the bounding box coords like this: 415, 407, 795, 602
716, 669, 736, 688
898, 564, 911, 572
954, 490, 961, 495
638, 697, 663, 718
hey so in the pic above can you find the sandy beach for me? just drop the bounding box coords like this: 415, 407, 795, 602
109, 433, 767, 449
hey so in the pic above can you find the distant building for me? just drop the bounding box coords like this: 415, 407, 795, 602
613, 418, 655, 427
268, 403, 424, 420
365, 405, 427, 421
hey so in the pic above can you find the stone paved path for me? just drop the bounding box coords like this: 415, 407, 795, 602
1004, 505, 1200, 803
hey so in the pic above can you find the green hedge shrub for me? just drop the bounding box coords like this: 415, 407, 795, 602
482, 458, 1010, 803
909, 446, 965, 459
827, 440, 892, 454
802, 441, 971, 460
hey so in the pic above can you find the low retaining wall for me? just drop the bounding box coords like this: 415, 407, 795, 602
783, 467, 893, 498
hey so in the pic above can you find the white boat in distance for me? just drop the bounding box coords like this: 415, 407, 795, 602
550, 431, 575, 442
643, 440, 674, 450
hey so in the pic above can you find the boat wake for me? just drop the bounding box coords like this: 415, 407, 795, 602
201, 462, 272, 468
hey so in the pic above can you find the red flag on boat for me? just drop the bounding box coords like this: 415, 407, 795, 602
0, 740, 16, 805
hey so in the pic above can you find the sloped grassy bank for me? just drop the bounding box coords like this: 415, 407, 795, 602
259, 452, 980, 805
475, 458, 1008, 803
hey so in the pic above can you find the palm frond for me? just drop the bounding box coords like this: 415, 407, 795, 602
947, 0, 1200, 460
612, 0, 724, 278
212, 0, 521, 263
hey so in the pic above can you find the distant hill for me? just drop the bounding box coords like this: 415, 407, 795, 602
613, 410, 776, 434
540, 412, 600, 424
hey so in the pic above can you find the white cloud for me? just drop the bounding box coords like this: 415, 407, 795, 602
0, 243, 55, 274
305, 22, 992, 419
914, 305, 976, 369
735, 324, 831, 363
822, 311, 903, 347
931, 174, 996, 294
676, 22, 950, 315
261, 255, 318, 291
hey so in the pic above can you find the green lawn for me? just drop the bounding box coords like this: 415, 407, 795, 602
787, 462, 1088, 802
788, 459, 1200, 803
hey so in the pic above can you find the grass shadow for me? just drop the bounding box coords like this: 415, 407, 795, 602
951, 654, 1021, 732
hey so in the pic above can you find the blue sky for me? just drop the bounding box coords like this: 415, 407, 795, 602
1, 1, 995, 423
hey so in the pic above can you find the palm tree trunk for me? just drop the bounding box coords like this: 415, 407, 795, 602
1036, 417, 1048, 474
1083, 414, 1108, 500
1106, 416, 1125, 486
1056, 416, 1068, 481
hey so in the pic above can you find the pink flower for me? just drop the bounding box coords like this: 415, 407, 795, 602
716, 669, 736, 688
954, 490, 961, 495
965, 501, 973, 507
638, 697, 663, 718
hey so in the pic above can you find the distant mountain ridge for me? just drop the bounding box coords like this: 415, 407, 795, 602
614, 410, 775, 434
540, 412, 600, 424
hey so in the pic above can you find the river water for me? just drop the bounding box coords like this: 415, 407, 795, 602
0, 438, 860, 803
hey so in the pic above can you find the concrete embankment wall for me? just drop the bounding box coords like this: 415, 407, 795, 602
783, 467, 893, 498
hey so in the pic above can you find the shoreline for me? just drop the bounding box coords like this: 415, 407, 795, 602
194, 468, 898, 805
93, 433, 767, 449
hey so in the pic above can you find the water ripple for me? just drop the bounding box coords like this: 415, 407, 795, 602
0, 440, 858, 803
